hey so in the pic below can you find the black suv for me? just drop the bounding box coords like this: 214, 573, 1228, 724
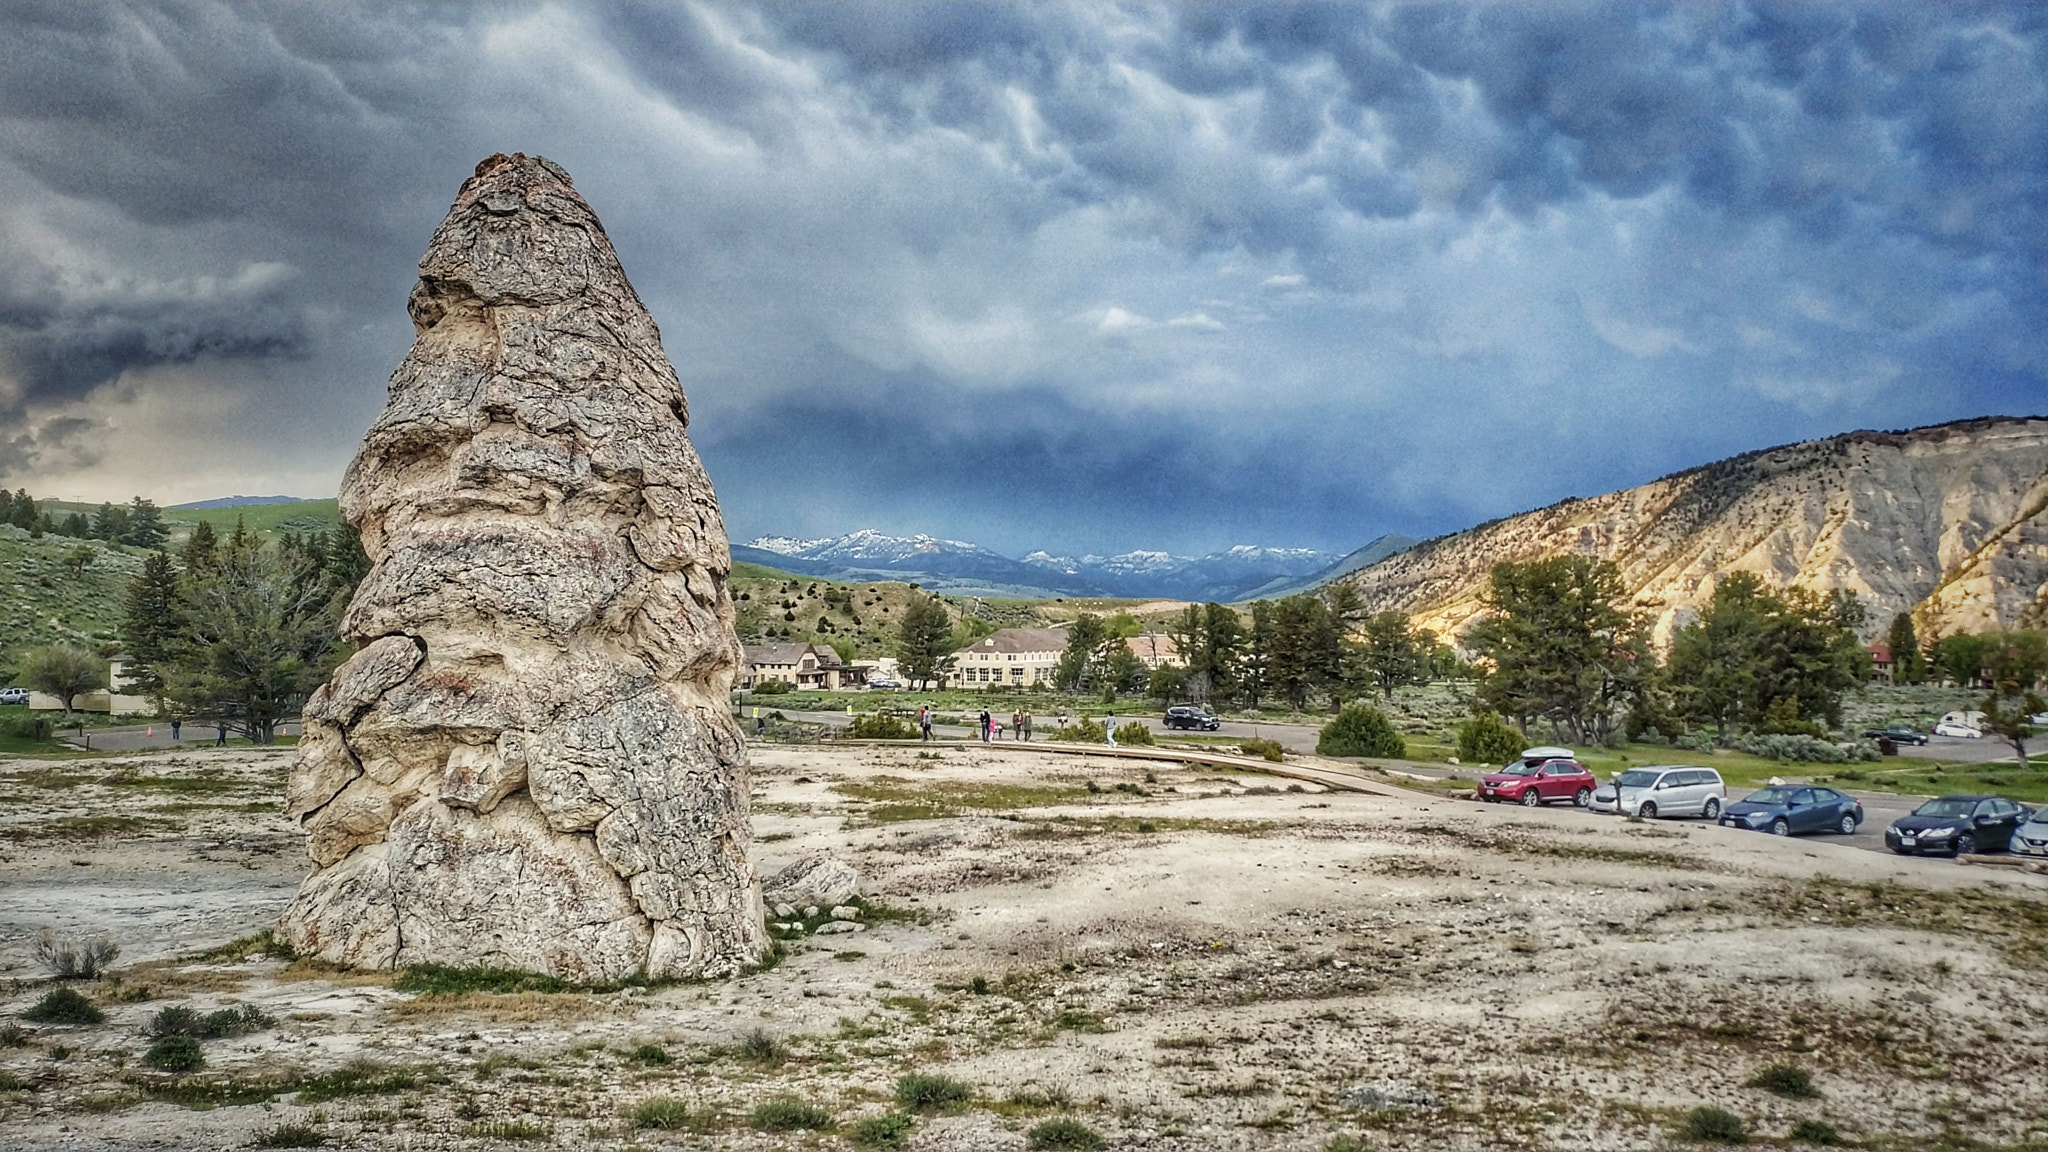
1164, 705, 1221, 731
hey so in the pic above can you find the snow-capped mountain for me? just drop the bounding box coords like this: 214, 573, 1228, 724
738, 530, 1360, 602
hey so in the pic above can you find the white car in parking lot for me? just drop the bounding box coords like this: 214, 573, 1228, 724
2012, 807, 2048, 858
1592, 765, 1728, 820
1932, 721, 1983, 738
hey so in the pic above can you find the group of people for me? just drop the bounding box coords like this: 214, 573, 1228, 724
973, 707, 1034, 742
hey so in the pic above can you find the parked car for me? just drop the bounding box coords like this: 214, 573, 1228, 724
1860, 725, 1928, 746
2011, 807, 2048, 859
1720, 786, 1863, 836
866, 677, 903, 690
1884, 795, 2034, 857
1163, 705, 1221, 731
1477, 755, 1596, 807
0, 686, 28, 705
1591, 766, 1728, 820
1932, 721, 1983, 739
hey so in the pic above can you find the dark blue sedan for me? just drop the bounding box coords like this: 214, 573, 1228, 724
1719, 786, 1863, 837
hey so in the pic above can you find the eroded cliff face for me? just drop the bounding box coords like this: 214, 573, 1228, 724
276, 153, 767, 981
1340, 417, 2048, 647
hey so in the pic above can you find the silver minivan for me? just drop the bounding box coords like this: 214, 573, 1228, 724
1592, 765, 1727, 820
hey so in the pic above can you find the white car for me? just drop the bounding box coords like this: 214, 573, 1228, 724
0, 687, 28, 706
2013, 808, 2048, 858
1592, 765, 1728, 820
1932, 721, 1983, 739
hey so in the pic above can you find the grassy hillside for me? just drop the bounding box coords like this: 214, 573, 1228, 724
162, 498, 341, 539
0, 527, 149, 676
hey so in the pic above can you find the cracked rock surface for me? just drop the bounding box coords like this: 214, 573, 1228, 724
276, 152, 767, 981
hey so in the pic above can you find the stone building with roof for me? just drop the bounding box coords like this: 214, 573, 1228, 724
950, 627, 1068, 689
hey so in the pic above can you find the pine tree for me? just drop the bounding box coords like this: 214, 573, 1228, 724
8, 488, 33, 529
181, 521, 220, 572
121, 551, 185, 708
122, 497, 168, 549
1886, 612, 1925, 684
894, 592, 957, 689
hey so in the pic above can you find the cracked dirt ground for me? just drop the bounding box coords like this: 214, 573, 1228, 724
2, 743, 2045, 1150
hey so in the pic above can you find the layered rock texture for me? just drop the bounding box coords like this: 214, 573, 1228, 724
1338, 417, 2048, 647
276, 154, 766, 981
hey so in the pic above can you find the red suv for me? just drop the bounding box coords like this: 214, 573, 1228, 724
1478, 754, 1596, 807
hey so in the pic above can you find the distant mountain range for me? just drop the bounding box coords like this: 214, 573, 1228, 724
167, 495, 310, 510
734, 529, 1413, 602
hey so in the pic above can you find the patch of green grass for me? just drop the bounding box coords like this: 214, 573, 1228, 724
250, 1122, 327, 1148
632, 1096, 711, 1132
143, 1035, 205, 1072
848, 1112, 915, 1150
1048, 1009, 1108, 1034
751, 1095, 836, 1131
22, 987, 103, 1024
1774, 878, 2048, 969
1746, 1063, 1817, 1099
1682, 1106, 1748, 1144
99, 772, 247, 794
0, 1022, 28, 1047
1027, 1117, 1106, 1150
627, 1043, 670, 1065
739, 1027, 787, 1066
1788, 1118, 1840, 1145
836, 776, 1092, 820
293, 1062, 425, 1104
393, 964, 572, 996
0, 1070, 28, 1092
0, 814, 183, 842
833, 950, 867, 962
1325, 1136, 1374, 1152
896, 1072, 973, 1113
187, 932, 297, 964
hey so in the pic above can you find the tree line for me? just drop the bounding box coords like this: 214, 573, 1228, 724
0, 489, 169, 548
16, 517, 368, 743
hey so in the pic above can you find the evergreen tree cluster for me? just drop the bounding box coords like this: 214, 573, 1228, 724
118, 517, 368, 742
0, 489, 168, 547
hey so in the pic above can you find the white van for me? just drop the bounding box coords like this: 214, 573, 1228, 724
1592, 765, 1728, 820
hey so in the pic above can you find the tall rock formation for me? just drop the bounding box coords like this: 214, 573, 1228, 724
1337, 417, 2048, 648
276, 153, 767, 981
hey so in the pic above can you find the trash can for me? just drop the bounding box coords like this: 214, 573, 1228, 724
1877, 737, 1897, 756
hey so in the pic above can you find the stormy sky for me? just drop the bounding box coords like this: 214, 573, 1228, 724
0, 2, 2040, 557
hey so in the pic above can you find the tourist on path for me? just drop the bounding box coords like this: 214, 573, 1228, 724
170, 719, 181, 742
1106, 711, 1117, 747
1011, 710, 1022, 740
215, 723, 227, 747
1021, 711, 1032, 741
919, 705, 932, 741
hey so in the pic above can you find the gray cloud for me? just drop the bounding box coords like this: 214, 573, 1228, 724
0, 1, 2037, 556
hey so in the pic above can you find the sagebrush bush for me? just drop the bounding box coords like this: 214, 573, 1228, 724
22, 987, 103, 1025
251, 1122, 327, 1148
848, 712, 918, 739
895, 1072, 973, 1112
1317, 703, 1406, 759
1052, 718, 1107, 742
1238, 737, 1285, 762
143, 1034, 205, 1072
1112, 721, 1154, 746
631, 1097, 701, 1131
1745, 1063, 1817, 1099
750, 1095, 835, 1131
1455, 712, 1525, 765
849, 1112, 915, 1150
1682, 1105, 1747, 1144
1788, 1118, 1840, 1145
33, 930, 119, 979
1027, 1116, 1105, 1150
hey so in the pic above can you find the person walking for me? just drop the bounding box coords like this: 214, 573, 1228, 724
1106, 710, 1117, 747
170, 719, 181, 742
215, 723, 227, 747
1021, 711, 1032, 741
978, 709, 992, 742
919, 705, 932, 741
1011, 710, 1022, 741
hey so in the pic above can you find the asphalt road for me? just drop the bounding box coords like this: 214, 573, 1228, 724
1897, 733, 2028, 764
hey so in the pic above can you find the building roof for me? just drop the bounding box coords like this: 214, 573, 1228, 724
742, 642, 843, 668
1868, 642, 1893, 663
953, 627, 1069, 657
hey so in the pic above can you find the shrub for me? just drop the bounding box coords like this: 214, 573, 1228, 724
631, 1096, 702, 1130
1027, 1117, 1105, 1150
895, 1072, 973, 1112
1052, 718, 1107, 742
0, 1022, 27, 1047
33, 930, 120, 979
739, 1026, 786, 1065
144, 1034, 206, 1072
849, 1112, 915, 1150
751, 1095, 836, 1131
1725, 733, 1879, 763
146, 1006, 206, 1038
1674, 732, 1718, 754
1682, 1105, 1747, 1144
752, 679, 791, 695
1325, 1137, 1373, 1152
1788, 1119, 1840, 1145
251, 1122, 327, 1148
1745, 1063, 1817, 1099
627, 1043, 670, 1065
848, 712, 918, 740
1112, 722, 1154, 746
1456, 713, 1525, 766
1317, 703, 1406, 759
149, 1003, 275, 1039
22, 987, 103, 1025
1239, 738, 1285, 762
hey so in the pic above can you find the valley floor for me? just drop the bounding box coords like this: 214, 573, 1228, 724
1, 744, 2045, 1150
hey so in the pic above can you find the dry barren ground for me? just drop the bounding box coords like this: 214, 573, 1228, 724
1, 743, 2045, 1151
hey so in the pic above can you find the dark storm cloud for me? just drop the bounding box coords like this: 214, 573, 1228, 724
0, 1, 2038, 554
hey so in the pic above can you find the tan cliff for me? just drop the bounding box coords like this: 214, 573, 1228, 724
1337, 416, 2048, 648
